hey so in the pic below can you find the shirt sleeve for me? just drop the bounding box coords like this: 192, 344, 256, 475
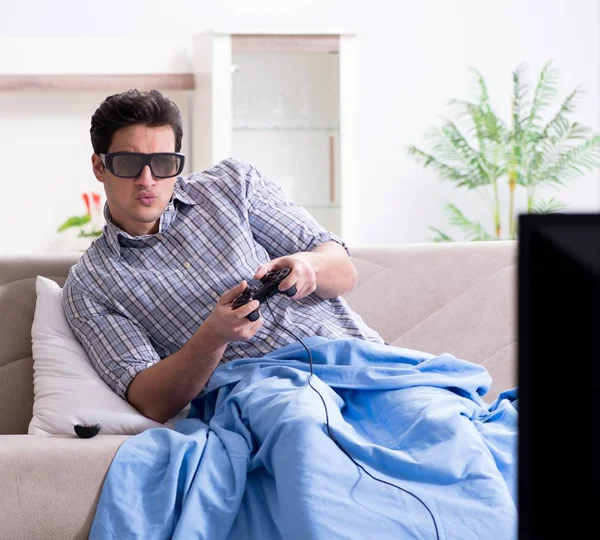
62, 280, 161, 400
241, 161, 351, 258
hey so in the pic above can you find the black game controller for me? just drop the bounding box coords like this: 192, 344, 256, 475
232, 267, 297, 321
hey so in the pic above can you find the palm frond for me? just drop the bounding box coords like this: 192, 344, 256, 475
448, 99, 508, 149
530, 197, 566, 214
480, 109, 509, 145
439, 120, 490, 180
461, 69, 509, 143
526, 61, 559, 132
468, 68, 491, 108
526, 120, 593, 186
535, 135, 600, 187
407, 146, 475, 186
450, 90, 508, 177
512, 63, 530, 137
522, 88, 584, 186
409, 119, 493, 189
508, 64, 530, 186
429, 226, 454, 243
568, 122, 593, 140
466, 68, 492, 154
444, 203, 495, 241
541, 87, 582, 141
422, 126, 470, 164
469, 68, 492, 117
447, 99, 484, 143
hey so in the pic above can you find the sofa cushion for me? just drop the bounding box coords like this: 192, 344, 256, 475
0, 357, 34, 434
0, 434, 129, 539
347, 241, 516, 401
0, 254, 80, 434
0, 278, 39, 367
29, 276, 173, 436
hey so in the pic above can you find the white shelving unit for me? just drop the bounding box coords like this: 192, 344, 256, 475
191, 31, 358, 243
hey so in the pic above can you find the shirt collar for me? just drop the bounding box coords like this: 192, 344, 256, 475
102, 177, 200, 258
172, 177, 199, 206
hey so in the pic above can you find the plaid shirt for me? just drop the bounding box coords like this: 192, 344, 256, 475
63, 158, 383, 399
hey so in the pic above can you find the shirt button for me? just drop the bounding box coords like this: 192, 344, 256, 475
183, 261, 191, 269
266, 336, 274, 345
211, 291, 218, 299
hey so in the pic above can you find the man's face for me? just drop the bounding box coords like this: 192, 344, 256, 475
92, 124, 179, 236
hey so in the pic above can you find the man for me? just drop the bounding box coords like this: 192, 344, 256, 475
68, 89, 518, 540
63, 88, 384, 425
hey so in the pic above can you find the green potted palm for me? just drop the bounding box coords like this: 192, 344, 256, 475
407, 62, 600, 241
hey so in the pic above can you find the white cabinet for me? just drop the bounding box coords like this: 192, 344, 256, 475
191, 31, 358, 244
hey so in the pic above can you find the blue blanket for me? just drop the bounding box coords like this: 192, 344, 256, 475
90, 337, 518, 540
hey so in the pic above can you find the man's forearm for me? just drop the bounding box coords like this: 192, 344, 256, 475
127, 325, 227, 424
306, 241, 357, 299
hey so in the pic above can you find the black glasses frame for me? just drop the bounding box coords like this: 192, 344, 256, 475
99, 152, 185, 179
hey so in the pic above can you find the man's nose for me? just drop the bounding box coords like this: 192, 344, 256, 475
135, 165, 156, 187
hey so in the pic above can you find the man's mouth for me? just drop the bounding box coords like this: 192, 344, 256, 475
137, 193, 157, 206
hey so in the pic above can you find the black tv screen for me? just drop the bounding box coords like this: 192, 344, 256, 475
518, 212, 600, 539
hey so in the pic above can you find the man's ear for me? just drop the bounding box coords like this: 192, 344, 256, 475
91, 154, 105, 183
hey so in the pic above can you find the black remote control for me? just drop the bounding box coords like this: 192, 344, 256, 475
231, 268, 297, 321
74, 423, 101, 439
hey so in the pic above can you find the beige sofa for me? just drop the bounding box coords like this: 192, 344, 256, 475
0, 240, 517, 540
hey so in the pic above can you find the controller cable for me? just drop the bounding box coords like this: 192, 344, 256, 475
264, 298, 440, 540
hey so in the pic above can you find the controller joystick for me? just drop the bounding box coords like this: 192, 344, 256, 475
232, 267, 297, 321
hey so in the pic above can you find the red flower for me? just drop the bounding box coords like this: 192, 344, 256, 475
92, 192, 101, 214
82, 193, 91, 216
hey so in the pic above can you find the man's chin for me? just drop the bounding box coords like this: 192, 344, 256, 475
133, 203, 164, 218
130, 210, 163, 231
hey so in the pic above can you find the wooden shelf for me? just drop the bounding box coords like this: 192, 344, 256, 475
0, 74, 195, 92
233, 126, 340, 132
303, 204, 340, 210
232, 34, 339, 54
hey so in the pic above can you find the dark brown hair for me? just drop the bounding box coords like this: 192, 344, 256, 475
90, 89, 183, 153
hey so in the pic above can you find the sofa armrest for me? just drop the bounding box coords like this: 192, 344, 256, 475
0, 434, 130, 540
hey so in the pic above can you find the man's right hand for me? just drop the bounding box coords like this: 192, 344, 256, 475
201, 281, 263, 346
128, 282, 262, 424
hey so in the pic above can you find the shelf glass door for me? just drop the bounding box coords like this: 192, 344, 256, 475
231, 48, 341, 235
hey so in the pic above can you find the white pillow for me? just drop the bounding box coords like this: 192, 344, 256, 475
29, 276, 187, 436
